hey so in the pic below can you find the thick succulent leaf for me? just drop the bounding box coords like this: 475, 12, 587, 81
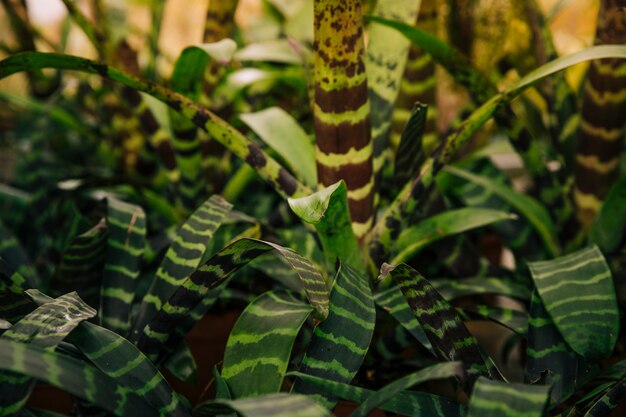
394, 103, 428, 186
132, 195, 232, 341
391, 208, 516, 264
525, 291, 579, 403
589, 175, 626, 254
288, 181, 363, 273
0, 292, 96, 415
100, 196, 146, 335
0, 339, 156, 417
194, 393, 331, 417
0, 259, 29, 295
528, 245, 618, 359
221, 291, 313, 399
366, 0, 421, 181
445, 166, 559, 257
163, 342, 197, 383
240, 107, 316, 187
49, 219, 108, 306
290, 371, 464, 417
292, 263, 375, 408
0, 221, 39, 290
374, 286, 433, 353
350, 362, 464, 417
467, 377, 550, 417
138, 238, 329, 362
68, 323, 188, 416
379, 263, 494, 382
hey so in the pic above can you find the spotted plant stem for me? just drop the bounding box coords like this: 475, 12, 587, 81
313, 0, 374, 239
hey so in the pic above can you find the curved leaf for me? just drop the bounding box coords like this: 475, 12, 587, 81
349, 362, 464, 417
292, 262, 375, 407
467, 377, 550, 417
528, 245, 618, 359
288, 181, 362, 273
391, 208, 517, 264
132, 194, 232, 340
394, 102, 428, 186
221, 291, 313, 398
444, 166, 559, 257
194, 393, 332, 417
290, 371, 464, 417
137, 238, 329, 362
240, 107, 316, 187
589, 175, 626, 254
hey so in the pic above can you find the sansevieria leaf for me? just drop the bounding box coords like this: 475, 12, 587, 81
292, 262, 375, 408
221, 291, 313, 399
528, 245, 619, 359
467, 377, 550, 417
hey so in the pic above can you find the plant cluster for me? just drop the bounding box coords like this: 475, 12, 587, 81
1, 0, 626, 416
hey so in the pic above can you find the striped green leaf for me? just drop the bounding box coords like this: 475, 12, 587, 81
292, 262, 375, 407
194, 393, 332, 417
49, 219, 108, 306
589, 175, 626, 254
458, 306, 528, 336
0, 259, 28, 295
221, 291, 313, 399
68, 322, 188, 416
467, 377, 550, 417
132, 195, 232, 341
100, 196, 146, 335
0, 221, 39, 290
350, 361, 464, 417
163, 342, 197, 383
366, 0, 421, 183
290, 370, 464, 417
528, 245, 618, 359
137, 238, 329, 362
433, 277, 532, 302
288, 181, 363, 274
393, 103, 428, 186
391, 208, 517, 264
0, 292, 96, 416
525, 291, 579, 403
240, 107, 316, 187
583, 378, 626, 417
374, 286, 433, 353
0, 339, 156, 417
445, 166, 560, 257
379, 263, 494, 383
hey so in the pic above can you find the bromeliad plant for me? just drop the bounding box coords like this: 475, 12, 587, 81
2, 0, 626, 416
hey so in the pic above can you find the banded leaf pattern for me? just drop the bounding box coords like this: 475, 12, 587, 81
292, 263, 375, 408
366, 0, 420, 186
221, 291, 313, 399
0, 292, 96, 416
350, 361, 465, 417
0, 339, 155, 417
290, 371, 464, 417
393, 103, 429, 186
132, 194, 232, 340
194, 393, 331, 417
137, 238, 329, 361
380, 263, 494, 383
467, 377, 550, 417
100, 196, 146, 335
49, 219, 108, 306
0, 221, 39, 290
528, 245, 618, 359
313, 0, 374, 238
574, 0, 626, 228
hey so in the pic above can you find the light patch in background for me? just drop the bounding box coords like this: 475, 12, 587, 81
26, 0, 66, 26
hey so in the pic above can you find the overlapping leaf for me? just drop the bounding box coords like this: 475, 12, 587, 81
138, 238, 329, 362
528, 245, 618, 359
467, 377, 550, 417
292, 263, 375, 407
221, 291, 313, 399
394, 103, 428, 186
194, 393, 332, 417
